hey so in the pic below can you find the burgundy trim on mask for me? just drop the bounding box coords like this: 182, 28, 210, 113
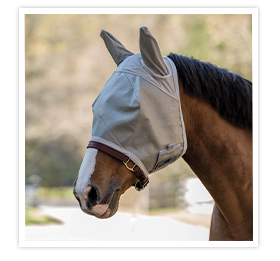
87, 141, 149, 190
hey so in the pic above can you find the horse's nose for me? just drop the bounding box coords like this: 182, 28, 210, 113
84, 185, 100, 207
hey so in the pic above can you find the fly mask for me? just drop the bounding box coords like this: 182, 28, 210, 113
88, 26, 187, 190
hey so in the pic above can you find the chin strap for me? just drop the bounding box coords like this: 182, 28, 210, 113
87, 141, 149, 191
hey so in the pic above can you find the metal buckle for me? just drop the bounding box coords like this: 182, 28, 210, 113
123, 158, 136, 172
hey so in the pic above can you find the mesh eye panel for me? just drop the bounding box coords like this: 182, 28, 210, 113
91, 54, 187, 177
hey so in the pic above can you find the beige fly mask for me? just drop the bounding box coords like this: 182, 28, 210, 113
89, 26, 187, 188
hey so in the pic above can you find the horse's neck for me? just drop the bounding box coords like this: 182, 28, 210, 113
179, 83, 253, 240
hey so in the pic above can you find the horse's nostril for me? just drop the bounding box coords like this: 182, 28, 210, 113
87, 186, 100, 207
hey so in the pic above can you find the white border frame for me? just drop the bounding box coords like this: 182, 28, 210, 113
19, 7, 258, 248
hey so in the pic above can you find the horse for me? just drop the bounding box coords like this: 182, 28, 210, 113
73, 26, 253, 241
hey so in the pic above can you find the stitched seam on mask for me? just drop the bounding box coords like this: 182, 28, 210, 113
117, 70, 178, 101
125, 73, 141, 103
98, 115, 124, 147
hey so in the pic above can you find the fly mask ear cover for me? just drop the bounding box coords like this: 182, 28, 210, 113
90, 26, 187, 180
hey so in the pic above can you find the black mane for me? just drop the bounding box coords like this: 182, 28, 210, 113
168, 53, 252, 129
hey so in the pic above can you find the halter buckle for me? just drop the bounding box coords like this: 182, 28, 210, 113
123, 158, 136, 172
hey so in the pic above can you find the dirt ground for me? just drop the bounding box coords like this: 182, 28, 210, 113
150, 209, 211, 229
24, 205, 210, 242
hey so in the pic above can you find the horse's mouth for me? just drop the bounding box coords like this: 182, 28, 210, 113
83, 188, 121, 219
101, 188, 121, 218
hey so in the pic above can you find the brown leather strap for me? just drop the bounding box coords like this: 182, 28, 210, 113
87, 141, 149, 190
88, 141, 128, 163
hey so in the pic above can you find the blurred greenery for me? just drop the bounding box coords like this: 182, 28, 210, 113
25, 14, 252, 204
38, 186, 75, 199
25, 206, 62, 225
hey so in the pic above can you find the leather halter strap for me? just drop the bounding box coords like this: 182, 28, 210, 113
87, 141, 149, 191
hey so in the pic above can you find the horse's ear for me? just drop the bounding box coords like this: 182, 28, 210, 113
100, 29, 134, 66
139, 26, 168, 76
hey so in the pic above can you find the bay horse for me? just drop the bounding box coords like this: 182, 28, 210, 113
73, 26, 252, 241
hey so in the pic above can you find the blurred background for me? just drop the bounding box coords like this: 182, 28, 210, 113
25, 14, 252, 238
